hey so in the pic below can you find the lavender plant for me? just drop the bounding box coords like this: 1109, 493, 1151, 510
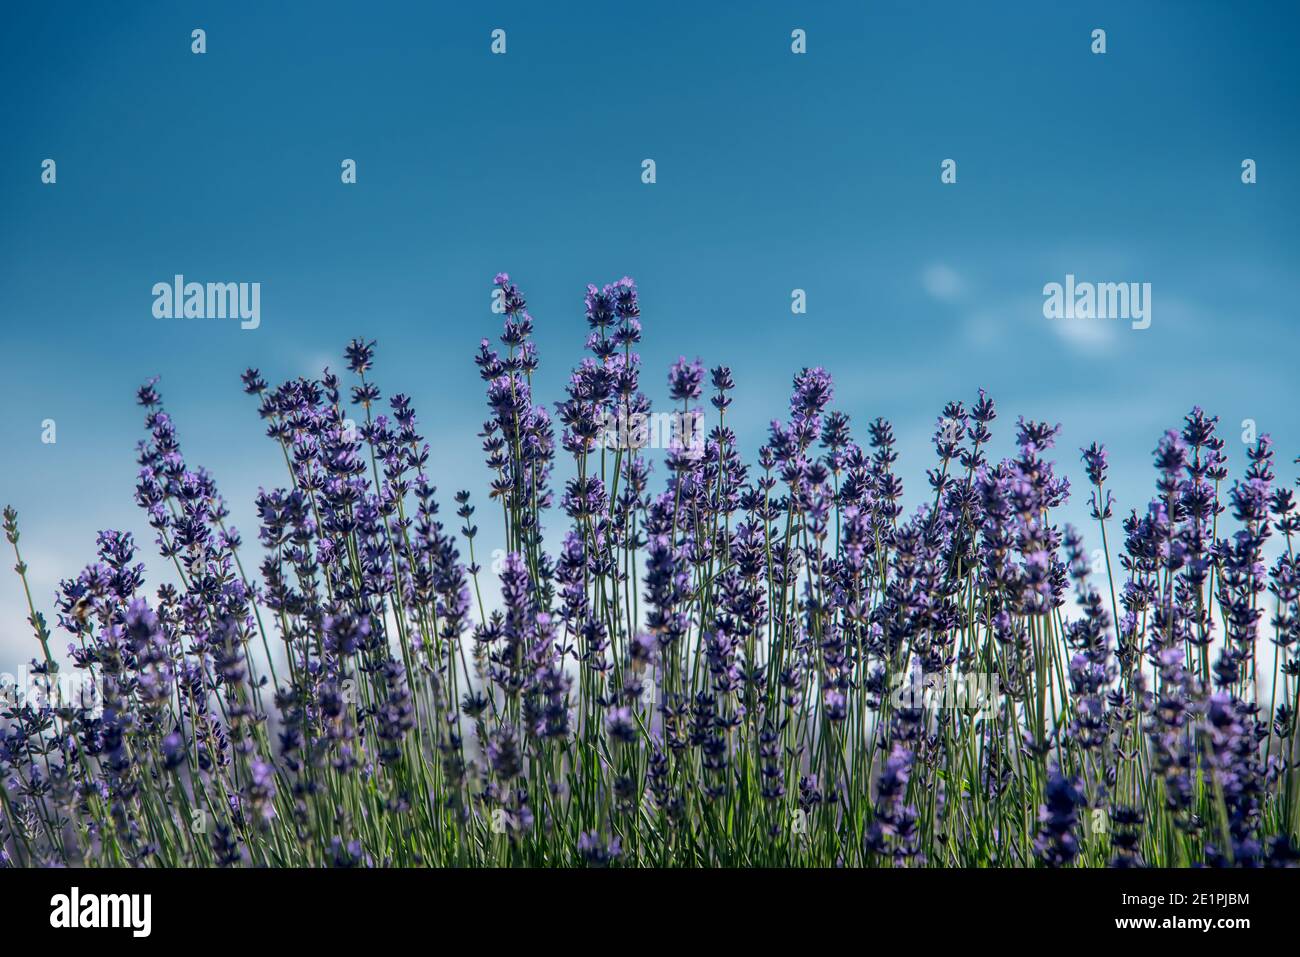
2, 273, 1298, 867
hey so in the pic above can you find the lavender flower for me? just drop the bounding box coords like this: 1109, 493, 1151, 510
0, 279, 1294, 872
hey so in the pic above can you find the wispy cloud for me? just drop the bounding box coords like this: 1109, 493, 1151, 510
1047, 311, 1118, 355
921, 264, 966, 304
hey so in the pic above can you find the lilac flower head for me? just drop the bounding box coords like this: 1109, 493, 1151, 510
486, 725, 523, 780
240, 368, 268, 395
344, 338, 376, 375
667, 356, 704, 402
1181, 405, 1221, 449
605, 706, 637, 743
577, 831, 623, 867
1015, 417, 1060, 454
611, 276, 639, 320
710, 365, 735, 412
791, 366, 834, 419
136, 376, 162, 408
585, 283, 616, 330
161, 731, 186, 770
494, 272, 527, 316
1033, 772, 1084, 867
1153, 429, 1187, 491
1081, 442, 1109, 487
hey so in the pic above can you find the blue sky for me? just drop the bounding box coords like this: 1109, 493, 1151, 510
1, 1, 1297, 664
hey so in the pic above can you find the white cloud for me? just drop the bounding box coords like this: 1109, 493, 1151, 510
1048, 313, 1117, 355
922, 264, 965, 304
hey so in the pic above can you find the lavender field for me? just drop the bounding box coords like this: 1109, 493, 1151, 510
2, 274, 1297, 868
